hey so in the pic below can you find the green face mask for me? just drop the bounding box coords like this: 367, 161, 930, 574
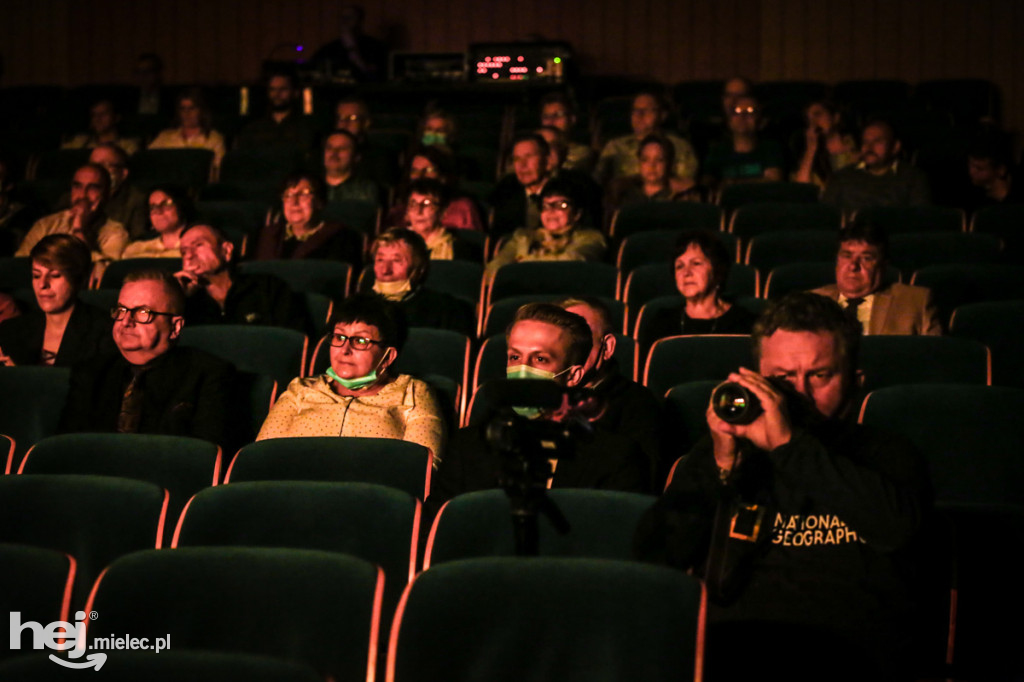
327, 352, 389, 391
421, 131, 447, 147
506, 364, 569, 418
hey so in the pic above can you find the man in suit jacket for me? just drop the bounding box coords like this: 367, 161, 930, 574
59, 270, 233, 447
812, 223, 941, 336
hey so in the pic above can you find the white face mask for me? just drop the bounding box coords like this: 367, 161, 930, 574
372, 278, 412, 301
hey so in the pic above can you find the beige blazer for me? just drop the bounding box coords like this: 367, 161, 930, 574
811, 283, 943, 336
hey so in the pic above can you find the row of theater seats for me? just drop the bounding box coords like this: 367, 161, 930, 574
2, 380, 1022, 679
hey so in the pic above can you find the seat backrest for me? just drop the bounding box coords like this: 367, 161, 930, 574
745, 230, 838, 271
226, 437, 432, 500
0, 474, 168, 604
889, 232, 1002, 276
950, 300, 1024, 388
859, 385, 1024, 509
729, 201, 842, 239
85, 547, 382, 682
424, 489, 657, 568
719, 181, 819, 212
852, 205, 966, 233
911, 264, 1024, 322
178, 325, 307, 387
387, 557, 705, 682
0, 366, 70, 460
488, 262, 618, 307
130, 149, 214, 192
644, 335, 753, 398
623, 263, 759, 328
484, 294, 626, 337
609, 202, 723, 239
238, 259, 351, 298
616, 229, 740, 276
174, 481, 420, 587
1, 545, 75, 661
663, 380, 720, 457
322, 200, 380, 235
858, 336, 991, 391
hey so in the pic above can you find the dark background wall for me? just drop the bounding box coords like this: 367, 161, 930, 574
3, 0, 1021, 147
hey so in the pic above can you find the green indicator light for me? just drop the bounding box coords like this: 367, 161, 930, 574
553, 57, 562, 64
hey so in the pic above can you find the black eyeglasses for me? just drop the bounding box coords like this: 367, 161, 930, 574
111, 305, 177, 324
330, 333, 383, 350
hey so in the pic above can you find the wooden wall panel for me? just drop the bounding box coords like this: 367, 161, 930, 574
1, 0, 1021, 150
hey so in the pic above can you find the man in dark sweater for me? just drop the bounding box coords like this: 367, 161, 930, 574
636, 292, 929, 680
175, 223, 305, 331
59, 271, 233, 447
822, 120, 930, 213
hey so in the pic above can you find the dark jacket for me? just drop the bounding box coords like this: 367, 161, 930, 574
59, 345, 234, 447
252, 219, 364, 268
184, 272, 306, 332
0, 302, 116, 367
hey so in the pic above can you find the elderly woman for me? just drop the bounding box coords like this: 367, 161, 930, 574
122, 185, 193, 259
252, 172, 363, 267
640, 229, 756, 347
486, 179, 606, 277
256, 294, 446, 465
149, 87, 227, 174
384, 145, 483, 232
367, 228, 475, 336
0, 234, 115, 366
402, 178, 480, 261
607, 134, 702, 214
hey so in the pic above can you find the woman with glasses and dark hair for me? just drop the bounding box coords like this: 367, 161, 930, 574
639, 229, 756, 348
121, 185, 194, 259
148, 87, 227, 174
256, 294, 445, 466
0, 234, 115, 366
252, 172, 363, 267
383, 145, 484, 233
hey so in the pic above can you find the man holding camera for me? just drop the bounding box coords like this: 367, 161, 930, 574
637, 292, 929, 680
428, 303, 649, 512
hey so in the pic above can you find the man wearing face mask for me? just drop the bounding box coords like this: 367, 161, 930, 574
559, 296, 666, 485
429, 303, 650, 512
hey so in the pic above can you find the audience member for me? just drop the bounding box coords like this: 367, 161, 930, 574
384, 145, 484, 232
62, 99, 139, 156
822, 120, 931, 212
965, 132, 1022, 210
17, 163, 129, 264
636, 291, 928, 679
812, 222, 941, 336
534, 126, 604, 228
607, 133, 703, 214
367, 228, 475, 337
487, 179, 606, 278
429, 302, 650, 508
253, 172, 363, 266
175, 223, 304, 330
720, 76, 754, 123
256, 294, 445, 464
596, 91, 698, 188
234, 70, 316, 151
639, 229, 756, 349
322, 130, 381, 204
335, 97, 372, 140
417, 108, 458, 152
0, 235, 115, 366
702, 94, 785, 187
489, 133, 554, 235
85, 144, 148, 239
59, 270, 233, 447
134, 53, 167, 116
0, 155, 31, 254
538, 91, 596, 172
310, 4, 389, 82
559, 295, 666, 486
403, 178, 480, 262
122, 186, 193, 259
792, 100, 858, 187
148, 88, 227, 174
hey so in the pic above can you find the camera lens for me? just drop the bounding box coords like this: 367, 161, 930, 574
711, 382, 763, 425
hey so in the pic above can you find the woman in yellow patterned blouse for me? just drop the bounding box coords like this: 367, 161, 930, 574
256, 294, 445, 466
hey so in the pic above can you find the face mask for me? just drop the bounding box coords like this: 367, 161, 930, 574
421, 131, 447, 147
372, 278, 412, 301
506, 364, 571, 418
326, 352, 390, 391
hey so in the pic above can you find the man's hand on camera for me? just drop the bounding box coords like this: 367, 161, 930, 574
709, 367, 793, 453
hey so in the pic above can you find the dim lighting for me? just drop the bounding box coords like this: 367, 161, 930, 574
553, 57, 562, 64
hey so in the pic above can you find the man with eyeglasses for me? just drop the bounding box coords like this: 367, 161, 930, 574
175, 223, 305, 331
595, 91, 698, 189
702, 94, 785, 189
59, 270, 232, 446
